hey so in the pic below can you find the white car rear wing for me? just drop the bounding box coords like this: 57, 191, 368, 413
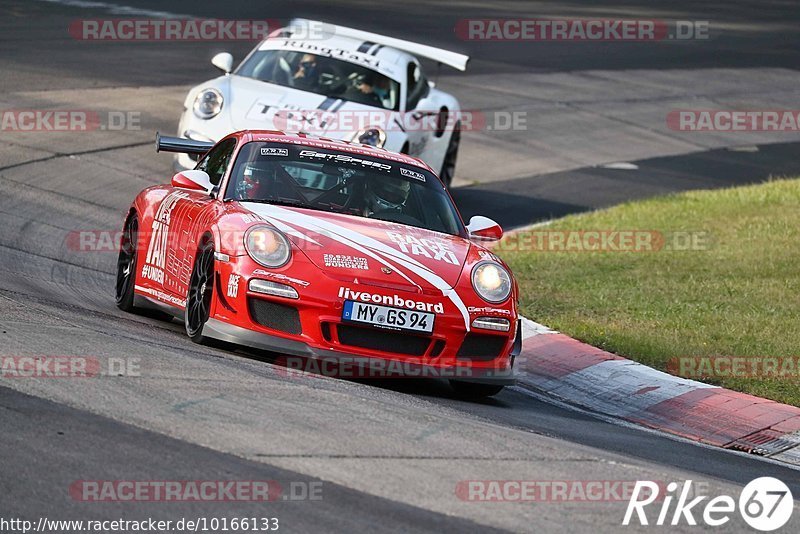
155, 132, 213, 156
287, 18, 470, 71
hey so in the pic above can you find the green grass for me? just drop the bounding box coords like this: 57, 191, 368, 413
500, 178, 800, 406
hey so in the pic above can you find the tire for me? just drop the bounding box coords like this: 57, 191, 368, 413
439, 122, 460, 188
115, 213, 138, 312
185, 236, 215, 344
449, 380, 504, 399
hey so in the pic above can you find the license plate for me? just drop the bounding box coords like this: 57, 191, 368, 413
342, 300, 434, 334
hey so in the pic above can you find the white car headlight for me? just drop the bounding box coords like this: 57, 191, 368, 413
352, 127, 386, 148
471, 262, 512, 303
193, 88, 223, 119
244, 226, 291, 268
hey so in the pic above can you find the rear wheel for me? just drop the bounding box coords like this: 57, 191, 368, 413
439, 122, 460, 187
185, 237, 215, 344
450, 380, 504, 399
115, 214, 138, 312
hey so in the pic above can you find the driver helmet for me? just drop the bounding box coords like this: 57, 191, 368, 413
235, 164, 272, 200
366, 176, 410, 214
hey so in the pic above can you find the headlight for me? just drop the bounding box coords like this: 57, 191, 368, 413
193, 88, 223, 119
471, 262, 512, 303
352, 127, 386, 148
244, 226, 291, 268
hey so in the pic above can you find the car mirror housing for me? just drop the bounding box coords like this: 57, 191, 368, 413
467, 215, 503, 241
211, 52, 234, 74
171, 170, 215, 196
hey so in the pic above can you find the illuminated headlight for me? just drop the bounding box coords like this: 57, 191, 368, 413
193, 88, 223, 119
471, 262, 512, 303
472, 317, 511, 332
244, 226, 291, 268
352, 127, 386, 148
249, 279, 298, 299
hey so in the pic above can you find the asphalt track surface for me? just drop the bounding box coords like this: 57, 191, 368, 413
1, 1, 800, 532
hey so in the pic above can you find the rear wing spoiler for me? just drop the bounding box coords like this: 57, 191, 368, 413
155, 132, 214, 155
287, 18, 469, 71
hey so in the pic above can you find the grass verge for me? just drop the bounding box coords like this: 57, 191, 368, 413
499, 178, 800, 406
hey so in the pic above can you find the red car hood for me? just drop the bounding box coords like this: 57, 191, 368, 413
240, 203, 470, 291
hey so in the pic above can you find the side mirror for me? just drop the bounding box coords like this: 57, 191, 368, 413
172, 170, 214, 196
410, 97, 438, 121
211, 52, 233, 74
466, 215, 503, 241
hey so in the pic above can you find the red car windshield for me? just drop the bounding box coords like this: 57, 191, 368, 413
225, 142, 464, 236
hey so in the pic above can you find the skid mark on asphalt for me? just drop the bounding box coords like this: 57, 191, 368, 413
172, 394, 227, 414
414, 420, 452, 442
251, 454, 601, 461
0, 140, 152, 172
34, 0, 191, 19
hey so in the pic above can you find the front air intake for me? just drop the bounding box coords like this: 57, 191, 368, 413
337, 325, 430, 356
456, 334, 508, 361
248, 298, 302, 335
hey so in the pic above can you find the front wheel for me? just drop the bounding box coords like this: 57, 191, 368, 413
185, 237, 215, 344
115, 214, 138, 312
450, 380, 504, 399
439, 122, 460, 188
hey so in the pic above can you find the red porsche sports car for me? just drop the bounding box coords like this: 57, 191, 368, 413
116, 130, 520, 397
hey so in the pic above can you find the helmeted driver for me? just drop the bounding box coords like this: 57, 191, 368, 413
234, 164, 271, 200
364, 176, 410, 216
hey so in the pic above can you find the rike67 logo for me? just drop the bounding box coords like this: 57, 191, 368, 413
624, 478, 794, 531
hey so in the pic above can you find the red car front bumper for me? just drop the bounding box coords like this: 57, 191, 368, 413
208, 255, 519, 384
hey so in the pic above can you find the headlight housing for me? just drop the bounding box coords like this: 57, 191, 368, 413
352, 127, 387, 148
244, 225, 291, 268
471, 262, 512, 303
193, 88, 223, 119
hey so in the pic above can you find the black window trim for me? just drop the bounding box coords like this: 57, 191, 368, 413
196, 138, 237, 187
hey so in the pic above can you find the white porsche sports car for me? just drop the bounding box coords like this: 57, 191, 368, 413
176, 19, 469, 186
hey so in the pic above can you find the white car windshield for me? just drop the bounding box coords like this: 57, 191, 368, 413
236, 50, 400, 111
226, 142, 464, 236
